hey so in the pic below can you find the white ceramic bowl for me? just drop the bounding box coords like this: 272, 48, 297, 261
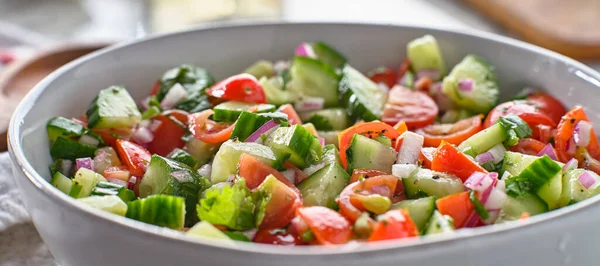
8, 22, 600, 266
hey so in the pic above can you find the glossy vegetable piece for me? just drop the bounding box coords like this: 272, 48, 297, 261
484, 100, 556, 129
339, 65, 387, 121
115, 139, 151, 177
416, 115, 482, 147
296, 206, 352, 245
188, 109, 235, 144
337, 175, 399, 223
555, 106, 600, 162
338, 121, 400, 169
197, 180, 256, 230
253, 228, 303, 246
86, 86, 141, 129
382, 85, 438, 128
237, 154, 294, 190
277, 104, 302, 125
509, 138, 546, 156
436, 191, 474, 229
147, 110, 188, 156
526, 92, 567, 125
206, 73, 267, 104
367, 67, 398, 88
368, 209, 419, 242
431, 142, 488, 182
256, 175, 302, 230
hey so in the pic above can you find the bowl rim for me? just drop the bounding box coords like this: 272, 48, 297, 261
8, 21, 600, 255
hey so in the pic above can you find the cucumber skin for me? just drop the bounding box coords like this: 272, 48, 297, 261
424, 210, 455, 235
402, 168, 464, 199
266, 125, 322, 168
47, 117, 85, 142
156, 64, 215, 102
167, 148, 198, 169
50, 137, 97, 160
407, 35, 446, 75
339, 65, 386, 122
86, 86, 141, 129
297, 163, 350, 208
299, 108, 350, 131
51, 172, 73, 194
212, 101, 276, 122
77, 195, 128, 216
126, 195, 186, 230
497, 193, 547, 222
244, 60, 275, 79
458, 123, 507, 156
391, 197, 436, 232
289, 56, 340, 107
311, 42, 347, 69
346, 134, 397, 174
230, 111, 288, 141
211, 140, 278, 183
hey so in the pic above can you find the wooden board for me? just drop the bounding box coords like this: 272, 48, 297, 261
464, 0, 600, 60
0, 43, 108, 151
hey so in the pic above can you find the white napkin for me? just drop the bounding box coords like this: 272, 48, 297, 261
0, 152, 54, 265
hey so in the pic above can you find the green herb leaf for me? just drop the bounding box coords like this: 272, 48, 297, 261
197, 179, 256, 230
308, 114, 334, 131
469, 190, 489, 220
497, 114, 532, 146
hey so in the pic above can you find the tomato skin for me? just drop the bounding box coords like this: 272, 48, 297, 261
397, 58, 411, 82
283, 162, 308, 184
484, 100, 556, 129
237, 154, 295, 190
115, 139, 152, 177
338, 121, 400, 169
338, 175, 398, 223
368, 209, 419, 242
436, 191, 474, 229
150, 81, 160, 96
555, 106, 600, 162
206, 73, 266, 104
91, 128, 132, 148
367, 67, 398, 88
277, 104, 302, 125
532, 124, 555, 143
414, 76, 433, 94
382, 86, 438, 129
253, 229, 303, 246
146, 110, 188, 156
416, 115, 482, 147
188, 109, 235, 144
509, 138, 546, 156
431, 142, 488, 182
419, 147, 436, 169
349, 169, 388, 184
255, 175, 302, 230
296, 206, 352, 245
526, 92, 566, 125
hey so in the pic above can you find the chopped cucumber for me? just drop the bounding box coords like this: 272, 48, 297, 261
407, 35, 446, 77
50, 137, 97, 160
86, 86, 141, 129
321, 144, 342, 166
299, 108, 350, 131
317, 131, 339, 147
230, 111, 288, 141
400, 71, 415, 88
458, 123, 507, 157
167, 148, 198, 169
244, 60, 274, 79
373, 135, 392, 147
259, 76, 300, 106
346, 134, 397, 173
69, 168, 107, 198
49, 158, 72, 177
211, 140, 279, 183
77, 195, 128, 216
496, 192, 547, 222
440, 109, 473, 124
310, 42, 346, 69
212, 101, 276, 122
155, 64, 215, 102
184, 137, 220, 168
289, 56, 340, 107
126, 195, 185, 230
558, 169, 600, 207
442, 55, 499, 114
186, 221, 235, 244
424, 210, 455, 235
139, 155, 202, 198
50, 172, 72, 194
47, 117, 84, 143
391, 196, 436, 231
339, 65, 387, 122
91, 181, 136, 203
297, 163, 350, 208
302, 123, 319, 137
402, 168, 464, 199
265, 125, 322, 168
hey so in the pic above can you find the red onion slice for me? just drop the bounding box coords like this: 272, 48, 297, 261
458, 78, 474, 92
303, 162, 326, 177
281, 169, 296, 184
578, 171, 599, 189
464, 211, 481, 228
371, 185, 391, 198
197, 164, 212, 178
294, 96, 325, 112
563, 158, 578, 172
475, 152, 494, 164
128, 176, 138, 190
537, 144, 558, 161
396, 132, 424, 164
566, 137, 576, 155
132, 127, 154, 144
107, 178, 129, 187
160, 83, 188, 109
318, 137, 325, 147
246, 120, 279, 143
76, 157, 94, 171
295, 43, 316, 58
171, 170, 192, 183
573, 121, 592, 147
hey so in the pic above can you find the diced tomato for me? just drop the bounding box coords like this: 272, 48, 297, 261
431, 142, 488, 182
103, 165, 130, 181
256, 175, 302, 230
253, 228, 303, 246
147, 110, 188, 156
337, 175, 398, 223
338, 121, 400, 169
349, 169, 388, 184
283, 162, 308, 184
575, 148, 600, 175
296, 206, 352, 245
397, 58, 411, 82
237, 154, 295, 190
509, 138, 546, 156
206, 73, 266, 104
382, 85, 438, 129
436, 192, 474, 229
419, 147, 436, 169
393, 121, 408, 135
368, 209, 419, 242
414, 76, 433, 94
483, 100, 556, 129
188, 109, 235, 144
526, 92, 567, 125
416, 115, 482, 147
91, 128, 132, 148
277, 104, 302, 125
115, 140, 151, 177
150, 81, 160, 96
367, 67, 398, 88
532, 124, 555, 143
555, 106, 600, 162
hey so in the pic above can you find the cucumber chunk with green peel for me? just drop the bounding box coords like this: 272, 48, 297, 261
212, 101, 276, 122
50, 137, 97, 160
244, 60, 275, 79
339, 65, 387, 122
230, 111, 289, 141
407, 35, 446, 77
69, 168, 107, 198
184, 137, 220, 168
289, 56, 340, 107
297, 163, 350, 208
442, 55, 499, 114
424, 210, 455, 235
51, 172, 72, 194
155, 64, 215, 102
440, 109, 473, 124
310, 42, 347, 69
91, 181, 136, 203
265, 125, 322, 168
401, 167, 464, 199
391, 196, 436, 231
211, 140, 279, 183
302, 123, 319, 137
321, 144, 342, 166
346, 134, 397, 174
86, 86, 141, 129
167, 148, 198, 169
186, 221, 235, 244
77, 195, 128, 216
558, 169, 600, 207
299, 108, 350, 131
259, 76, 300, 106
126, 195, 186, 230
496, 192, 547, 223
47, 117, 84, 142
459, 123, 507, 157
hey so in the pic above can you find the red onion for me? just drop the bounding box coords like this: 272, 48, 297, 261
416, 69, 441, 80
246, 120, 279, 143
128, 176, 138, 190
392, 164, 419, 179
79, 134, 100, 147
464, 211, 481, 228
107, 178, 128, 187
171, 170, 192, 183
318, 137, 325, 147
563, 158, 578, 172
149, 120, 163, 132
273, 60, 289, 72
566, 137, 576, 155
475, 152, 494, 164
281, 169, 296, 184
376, 82, 390, 94
76, 157, 94, 171
295, 43, 316, 58
294, 96, 325, 112
488, 144, 506, 164
288, 216, 309, 236
160, 83, 188, 109
226, 174, 236, 183
132, 127, 154, 144
197, 164, 212, 178
537, 144, 558, 160
574, 121, 592, 147
458, 78, 474, 92
396, 132, 424, 164
578, 171, 599, 189
105, 169, 130, 182
303, 162, 326, 177
371, 185, 391, 198
484, 186, 506, 211
140, 96, 151, 110
242, 229, 258, 241
484, 209, 501, 225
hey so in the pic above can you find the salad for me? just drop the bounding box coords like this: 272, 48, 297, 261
45, 35, 600, 245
